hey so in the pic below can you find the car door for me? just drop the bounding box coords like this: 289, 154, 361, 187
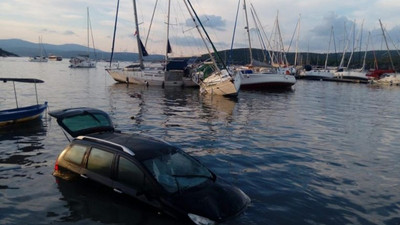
80, 146, 115, 188
58, 143, 88, 180
113, 155, 161, 208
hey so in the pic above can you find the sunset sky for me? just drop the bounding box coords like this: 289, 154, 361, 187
1, 0, 400, 56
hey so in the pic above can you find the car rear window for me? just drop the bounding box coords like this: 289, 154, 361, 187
64, 144, 87, 165
87, 147, 114, 177
62, 113, 112, 132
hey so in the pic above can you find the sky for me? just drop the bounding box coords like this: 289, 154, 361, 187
1, 0, 400, 57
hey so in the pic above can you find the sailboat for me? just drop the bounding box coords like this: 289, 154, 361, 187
231, 0, 295, 90
29, 36, 48, 62
333, 20, 369, 82
300, 26, 335, 80
106, 0, 195, 87
69, 7, 97, 68
184, 0, 241, 96
372, 19, 400, 85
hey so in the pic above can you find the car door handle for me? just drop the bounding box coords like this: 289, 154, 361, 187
80, 174, 88, 179
113, 188, 123, 194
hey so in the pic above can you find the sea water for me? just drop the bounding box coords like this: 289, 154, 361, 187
0, 57, 399, 225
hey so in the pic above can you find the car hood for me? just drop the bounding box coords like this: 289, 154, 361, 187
169, 178, 250, 222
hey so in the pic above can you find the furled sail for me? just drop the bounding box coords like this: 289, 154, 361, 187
167, 40, 172, 54
139, 38, 149, 56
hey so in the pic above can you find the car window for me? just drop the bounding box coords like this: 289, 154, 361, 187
87, 147, 114, 177
64, 144, 87, 165
142, 149, 213, 193
117, 157, 145, 190
62, 113, 112, 132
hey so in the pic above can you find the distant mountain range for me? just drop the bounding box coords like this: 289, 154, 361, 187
0, 39, 163, 61
1, 39, 399, 70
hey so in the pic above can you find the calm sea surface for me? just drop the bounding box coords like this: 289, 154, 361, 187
0, 57, 399, 225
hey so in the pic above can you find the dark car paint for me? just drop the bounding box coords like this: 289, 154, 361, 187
54, 139, 166, 209
170, 179, 249, 222
50, 107, 250, 224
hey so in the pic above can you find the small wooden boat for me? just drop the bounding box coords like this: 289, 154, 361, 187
0, 78, 48, 126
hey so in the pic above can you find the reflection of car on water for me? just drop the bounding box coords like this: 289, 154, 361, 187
55, 178, 181, 225
49, 107, 250, 225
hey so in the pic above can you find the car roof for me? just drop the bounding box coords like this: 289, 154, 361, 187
82, 132, 177, 161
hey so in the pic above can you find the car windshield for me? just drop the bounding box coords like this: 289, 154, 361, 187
142, 149, 213, 193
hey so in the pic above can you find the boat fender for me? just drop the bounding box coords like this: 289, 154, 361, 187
145, 81, 149, 87
286, 70, 290, 75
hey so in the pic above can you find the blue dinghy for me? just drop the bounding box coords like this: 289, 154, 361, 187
0, 78, 48, 126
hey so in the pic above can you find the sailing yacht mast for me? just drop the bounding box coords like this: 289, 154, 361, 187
379, 19, 395, 71
109, 0, 120, 67
360, 31, 370, 71
275, 12, 288, 66
87, 7, 90, 56
338, 22, 349, 69
250, 3, 273, 64
132, 0, 144, 69
243, 0, 253, 65
182, 0, 219, 72
165, 0, 171, 63
294, 15, 301, 66
324, 26, 333, 70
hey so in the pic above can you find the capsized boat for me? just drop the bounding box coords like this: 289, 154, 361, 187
0, 78, 48, 126
198, 68, 241, 96
184, 0, 240, 96
69, 54, 96, 68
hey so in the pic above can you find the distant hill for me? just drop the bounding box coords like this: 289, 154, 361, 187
0, 39, 163, 62
0, 48, 18, 57
1, 39, 399, 69
216, 48, 400, 70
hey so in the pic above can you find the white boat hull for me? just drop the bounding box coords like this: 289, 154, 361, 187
374, 73, 400, 85
69, 57, 96, 68
106, 68, 190, 87
300, 70, 334, 80
29, 57, 48, 62
200, 69, 240, 96
334, 70, 368, 81
238, 71, 295, 89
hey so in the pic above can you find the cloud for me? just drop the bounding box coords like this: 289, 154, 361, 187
63, 30, 76, 36
185, 14, 226, 31
300, 12, 358, 52
40, 28, 57, 34
170, 35, 229, 51
309, 12, 355, 39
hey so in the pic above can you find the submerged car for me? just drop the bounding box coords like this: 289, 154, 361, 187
49, 107, 250, 224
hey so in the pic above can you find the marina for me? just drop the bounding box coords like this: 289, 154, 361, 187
0, 57, 400, 224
